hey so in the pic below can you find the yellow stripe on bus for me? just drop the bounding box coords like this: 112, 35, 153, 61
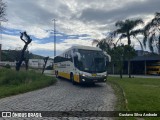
74, 75, 80, 83
58, 72, 80, 83
58, 72, 70, 79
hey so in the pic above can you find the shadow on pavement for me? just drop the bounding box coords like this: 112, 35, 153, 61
57, 77, 105, 88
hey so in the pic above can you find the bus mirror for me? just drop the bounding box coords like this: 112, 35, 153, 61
105, 61, 108, 67
73, 52, 81, 61
103, 52, 111, 62
77, 53, 81, 61
104, 57, 108, 67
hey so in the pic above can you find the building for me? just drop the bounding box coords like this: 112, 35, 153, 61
0, 59, 53, 69
136, 50, 150, 56
0, 61, 16, 67
130, 55, 160, 75
29, 59, 53, 68
108, 50, 160, 75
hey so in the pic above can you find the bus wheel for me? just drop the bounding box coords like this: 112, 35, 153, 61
55, 71, 58, 78
70, 74, 76, 85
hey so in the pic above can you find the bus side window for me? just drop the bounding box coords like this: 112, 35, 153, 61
68, 51, 71, 58
68, 50, 73, 62
70, 57, 73, 62
74, 56, 78, 66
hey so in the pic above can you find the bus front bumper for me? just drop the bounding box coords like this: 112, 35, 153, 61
79, 75, 107, 83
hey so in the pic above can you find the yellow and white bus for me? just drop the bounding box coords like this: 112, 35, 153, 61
54, 45, 111, 84
147, 61, 160, 75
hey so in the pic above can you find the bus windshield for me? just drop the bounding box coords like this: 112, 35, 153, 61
74, 49, 107, 73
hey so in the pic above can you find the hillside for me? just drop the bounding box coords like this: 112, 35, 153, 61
1, 50, 44, 61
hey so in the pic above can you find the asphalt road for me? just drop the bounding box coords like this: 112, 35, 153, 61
109, 74, 160, 78
0, 77, 116, 120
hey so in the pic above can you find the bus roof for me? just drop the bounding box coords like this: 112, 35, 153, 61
57, 45, 102, 57
71, 45, 102, 51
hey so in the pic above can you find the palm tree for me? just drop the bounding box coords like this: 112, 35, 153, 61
114, 19, 144, 47
92, 34, 114, 52
143, 12, 160, 54
113, 19, 144, 78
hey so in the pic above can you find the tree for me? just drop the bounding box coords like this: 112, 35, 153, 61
0, 0, 7, 23
143, 12, 160, 54
113, 19, 143, 78
114, 19, 144, 46
16, 31, 32, 71
111, 44, 136, 78
111, 44, 125, 78
42, 56, 49, 74
123, 45, 136, 77
0, 0, 7, 61
24, 50, 30, 70
92, 34, 114, 53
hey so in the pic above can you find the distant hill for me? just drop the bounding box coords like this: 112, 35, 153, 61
1, 50, 45, 61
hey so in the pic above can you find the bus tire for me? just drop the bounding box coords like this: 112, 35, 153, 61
55, 71, 58, 78
70, 74, 76, 85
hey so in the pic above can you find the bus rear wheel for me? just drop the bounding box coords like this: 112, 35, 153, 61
70, 74, 76, 85
55, 71, 58, 78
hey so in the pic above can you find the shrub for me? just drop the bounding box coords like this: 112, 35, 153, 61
0, 68, 57, 98
45, 65, 53, 70
4, 64, 11, 69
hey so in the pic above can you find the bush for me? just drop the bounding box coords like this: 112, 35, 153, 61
45, 65, 53, 70
0, 68, 57, 98
4, 64, 11, 69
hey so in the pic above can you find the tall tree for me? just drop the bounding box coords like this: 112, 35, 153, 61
0, 0, 7, 22
0, 0, 7, 61
42, 56, 49, 74
24, 50, 30, 71
114, 19, 144, 46
111, 44, 125, 78
16, 31, 32, 71
113, 19, 143, 78
111, 44, 136, 78
92, 34, 114, 53
143, 12, 160, 54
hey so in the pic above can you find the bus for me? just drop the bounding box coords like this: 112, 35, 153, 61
147, 61, 160, 75
54, 45, 111, 84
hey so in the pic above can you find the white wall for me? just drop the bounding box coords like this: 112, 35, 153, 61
0, 59, 53, 68
29, 59, 53, 68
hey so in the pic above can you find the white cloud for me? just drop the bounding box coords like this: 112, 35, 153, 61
1, 0, 159, 56
0, 34, 24, 50
1, 34, 94, 57
27, 26, 50, 39
4, 0, 155, 40
30, 38, 93, 53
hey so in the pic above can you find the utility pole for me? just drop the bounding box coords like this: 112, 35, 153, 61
0, 22, 2, 41
0, 44, 1, 61
53, 19, 56, 57
0, 22, 2, 61
52, 19, 56, 72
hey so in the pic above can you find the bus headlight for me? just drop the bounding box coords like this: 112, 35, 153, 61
82, 74, 85, 76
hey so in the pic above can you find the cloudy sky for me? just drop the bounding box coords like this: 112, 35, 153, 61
1, 0, 160, 58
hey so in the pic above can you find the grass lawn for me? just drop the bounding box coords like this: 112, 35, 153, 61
0, 68, 57, 98
108, 76, 160, 120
